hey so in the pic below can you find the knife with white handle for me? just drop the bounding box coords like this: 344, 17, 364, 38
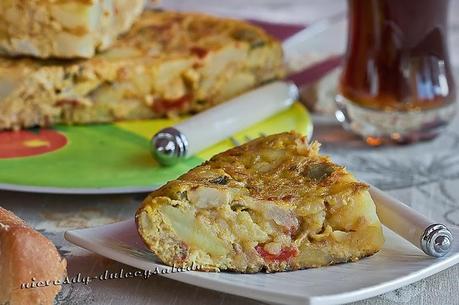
151, 81, 298, 165
370, 186, 453, 257
282, 11, 346, 73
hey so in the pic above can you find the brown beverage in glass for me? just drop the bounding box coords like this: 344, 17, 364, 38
336, 0, 457, 144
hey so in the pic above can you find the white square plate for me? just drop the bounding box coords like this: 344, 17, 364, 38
65, 219, 459, 305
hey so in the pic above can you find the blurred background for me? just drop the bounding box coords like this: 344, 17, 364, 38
160, 0, 459, 67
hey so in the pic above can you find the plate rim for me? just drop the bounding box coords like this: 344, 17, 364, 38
0, 106, 313, 195
65, 219, 459, 305
0, 183, 156, 194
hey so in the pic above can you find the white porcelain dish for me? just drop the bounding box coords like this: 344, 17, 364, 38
65, 218, 459, 305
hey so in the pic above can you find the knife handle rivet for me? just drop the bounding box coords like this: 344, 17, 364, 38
420, 224, 453, 258
434, 235, 451, 252
151, 127, 189, 166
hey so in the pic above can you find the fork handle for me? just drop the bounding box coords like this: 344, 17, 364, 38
151, 81, 298, 165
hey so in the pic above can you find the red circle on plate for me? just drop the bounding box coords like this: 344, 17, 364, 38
0, 129, 68, 159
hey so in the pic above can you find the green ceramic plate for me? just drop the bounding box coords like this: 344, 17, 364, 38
0, 102, 312, 194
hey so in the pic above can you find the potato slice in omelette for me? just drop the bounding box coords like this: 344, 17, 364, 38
136, 132, 384, 272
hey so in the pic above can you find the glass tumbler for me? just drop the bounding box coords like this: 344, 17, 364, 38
336, 0, 457, 145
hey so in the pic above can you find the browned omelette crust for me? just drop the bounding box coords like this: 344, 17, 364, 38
0, 10, 284, 130
136, 132, 384, 273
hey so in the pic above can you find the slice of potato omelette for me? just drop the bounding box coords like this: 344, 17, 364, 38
136, 131, 384, 272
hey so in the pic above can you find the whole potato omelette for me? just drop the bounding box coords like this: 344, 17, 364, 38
0, 11, 283, 130
136, 132, 384, 273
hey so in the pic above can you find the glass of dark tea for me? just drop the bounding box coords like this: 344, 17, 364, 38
336, 0, 457, 145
